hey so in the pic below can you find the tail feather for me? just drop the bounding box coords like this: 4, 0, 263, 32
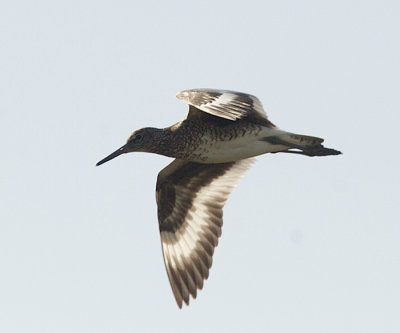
279, 133, 324, 146
264, 132, 342, 157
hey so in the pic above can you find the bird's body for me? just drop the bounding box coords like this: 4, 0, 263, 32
147, 116, 279, 163
96, 88, 341, 308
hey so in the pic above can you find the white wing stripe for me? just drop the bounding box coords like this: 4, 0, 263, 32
204, 92, 235, 108
163, 159, 254, 261
176, 88, 268, 121
158, 158, 255, 307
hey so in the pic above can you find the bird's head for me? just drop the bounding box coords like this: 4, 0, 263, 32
96, 127, 159, 166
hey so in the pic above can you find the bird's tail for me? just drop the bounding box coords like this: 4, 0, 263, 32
264, 132, 342, 156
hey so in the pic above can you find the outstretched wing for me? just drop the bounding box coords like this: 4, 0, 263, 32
176, 88, 268, 121
156, 158, 254, 308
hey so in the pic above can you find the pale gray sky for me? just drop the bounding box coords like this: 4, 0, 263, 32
1, 0, 399, 332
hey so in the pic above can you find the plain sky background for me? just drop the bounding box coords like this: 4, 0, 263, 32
1, 0, 399, 332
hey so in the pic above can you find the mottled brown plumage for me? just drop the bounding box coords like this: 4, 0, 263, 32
96, 88, 341, 308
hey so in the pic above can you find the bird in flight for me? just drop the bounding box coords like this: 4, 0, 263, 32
96, 88, 341, 308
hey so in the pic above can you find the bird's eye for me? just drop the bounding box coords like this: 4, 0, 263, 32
135, 134, 143, 141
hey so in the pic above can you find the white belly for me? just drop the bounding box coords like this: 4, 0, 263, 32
192, 127, 289, 163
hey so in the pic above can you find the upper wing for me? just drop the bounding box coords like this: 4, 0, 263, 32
156, 158, 255, 308
176, 88, 267, 121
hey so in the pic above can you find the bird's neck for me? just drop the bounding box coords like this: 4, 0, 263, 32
149, 127, 176, 158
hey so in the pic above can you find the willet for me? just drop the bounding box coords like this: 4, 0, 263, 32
96, 88, 341, 308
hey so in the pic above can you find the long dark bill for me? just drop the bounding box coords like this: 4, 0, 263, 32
96, 145, 127, 166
